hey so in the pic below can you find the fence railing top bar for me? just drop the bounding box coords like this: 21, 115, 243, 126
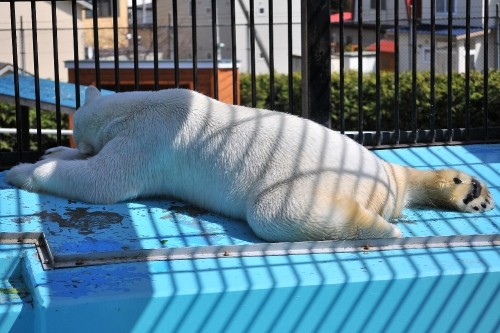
64, 60, 239, 70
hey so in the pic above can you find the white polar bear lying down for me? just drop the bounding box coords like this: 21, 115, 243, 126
6, 87, 495, 241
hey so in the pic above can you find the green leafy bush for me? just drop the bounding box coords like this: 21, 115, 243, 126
0, 102, 69, 152
239, 72, 302, 116
240, 71, 500, 131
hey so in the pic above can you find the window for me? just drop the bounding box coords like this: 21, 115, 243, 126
370, 0, 386, 10
85, 0, 115, 18
257, 1, 266, 15
423, 48, 431, 63
436, 0, 455, 14
469, 51, 476, 71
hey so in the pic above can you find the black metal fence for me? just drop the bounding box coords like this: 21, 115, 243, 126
1, 0, 499, 169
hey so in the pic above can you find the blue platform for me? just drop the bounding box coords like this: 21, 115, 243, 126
0, 144, 499, 332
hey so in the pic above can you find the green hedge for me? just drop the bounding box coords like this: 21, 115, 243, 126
240, 71, 500, 131
239, 72, 302, 116
0, 103, 69, 152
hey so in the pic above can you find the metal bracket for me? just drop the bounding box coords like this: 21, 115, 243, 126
0, 232, 55, 270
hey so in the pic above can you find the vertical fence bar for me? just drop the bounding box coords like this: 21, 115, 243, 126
230, 0, 238, 104
71, 0, 81, 107
357, 0, 363, 142
92, 0, 100, 89
446, 0, 453, 142
51, 0, 62, 145
393, 0, 400, 144
497, 5, 499, 70
152, 0, 159, 90
301, 0, 331, 127
132, 0, 140, 90
465, 0, 471, 141
249, 0, 256, 107
211, 0, 219, 100
31, 0, 42, 151
112, 0, 120, 92
497, 5, 500, 71
191, 0, 198, 91
10, 1, 23, 160
268, 0, 275, 110
287, 0, 293, 114
430, 0, 436, 142
483, 0, 489, 140
410, 1, 417, 143
172, 0, 180, 87
375, 0, 381, 145
339, 0, 345, 134
20, 17, 25, 79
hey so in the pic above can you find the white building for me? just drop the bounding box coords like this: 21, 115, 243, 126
155, 0, 302, 74
0, 1, 89, 81
331, 0, 500, 73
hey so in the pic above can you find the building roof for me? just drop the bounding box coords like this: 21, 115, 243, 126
396, 25, 484, 37
330, 12, 353, 23
0, 74, 113, 114
366, 40, 395, 53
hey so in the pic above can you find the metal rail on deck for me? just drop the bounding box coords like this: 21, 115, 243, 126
1, 232, 498, 270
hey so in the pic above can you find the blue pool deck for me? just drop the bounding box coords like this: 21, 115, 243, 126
0, 144, 499, 332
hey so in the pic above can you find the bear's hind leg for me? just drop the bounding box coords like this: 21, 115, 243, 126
247, 192, 402, 242
333, 198, 403, 240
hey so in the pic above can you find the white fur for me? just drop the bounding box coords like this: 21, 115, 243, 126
6, 87, 494, 241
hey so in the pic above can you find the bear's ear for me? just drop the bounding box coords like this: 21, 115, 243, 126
84, 86, 101, 105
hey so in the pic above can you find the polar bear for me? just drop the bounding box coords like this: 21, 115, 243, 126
6, 87, 495, 241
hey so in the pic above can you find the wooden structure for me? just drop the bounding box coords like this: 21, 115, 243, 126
366, 40, 395, 72
66, 60, 239, 105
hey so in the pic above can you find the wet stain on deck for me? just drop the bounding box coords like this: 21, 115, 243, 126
35, 208, 124, 235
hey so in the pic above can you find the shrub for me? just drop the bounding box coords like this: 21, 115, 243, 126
0, 102, 69, 152
240, 70, 500, 131
239, 72, 302, 116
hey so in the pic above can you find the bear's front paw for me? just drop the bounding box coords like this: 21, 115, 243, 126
451, 176, 495, 213
5, 163, 37, 191
41, 146, 85, 161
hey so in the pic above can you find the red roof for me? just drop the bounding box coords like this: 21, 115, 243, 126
366, 40, 395, 53
330, 12, 353, 23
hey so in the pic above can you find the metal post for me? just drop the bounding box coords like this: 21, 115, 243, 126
51, 0, 62, 145
301, 0, 331, 128
91, 0, 100, 89
356, 0, 363, 142
483, 0, 489, 140
21, 106, 30, 152
496, 5, 499, 70
131, 0, 140, 90
339, 0, 345, 133
211, 0, 219, 100
465, 0, 471, 141
112, 0, 121, 92
191, 0, 198, 91
20, 16, 25, 73
394, 0, 400, 144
